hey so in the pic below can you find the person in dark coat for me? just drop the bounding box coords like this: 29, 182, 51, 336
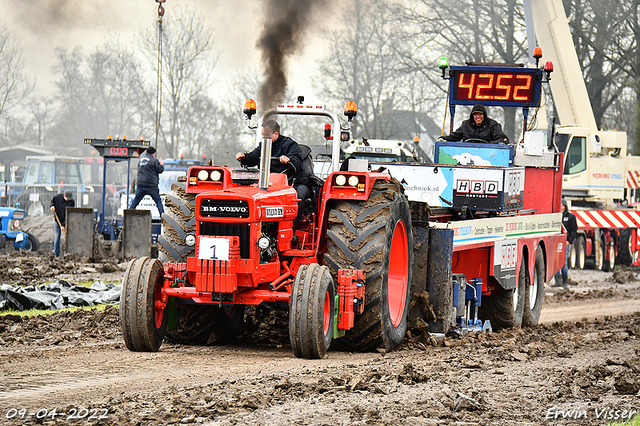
50, 190, 75, 257
553, 199, 578, 288
442, 103, 509, 143
236, 120, 309, 219
129, 146, 165, 215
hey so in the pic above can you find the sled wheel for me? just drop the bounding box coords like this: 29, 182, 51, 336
523, 247, 545, 327
120, 257, 168, 351
158, 181, 196, 263
289, 264, 335, 359
479, 250, 526, 330
617, 229, 635, 266
324, 180, 413, 352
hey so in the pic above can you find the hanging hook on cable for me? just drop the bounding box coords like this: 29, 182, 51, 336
154, 0, 166, 150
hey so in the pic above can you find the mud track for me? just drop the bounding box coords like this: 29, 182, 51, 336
1, 261, 639, 425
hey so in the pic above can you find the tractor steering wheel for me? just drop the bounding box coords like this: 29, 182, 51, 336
463, 137, 490, 144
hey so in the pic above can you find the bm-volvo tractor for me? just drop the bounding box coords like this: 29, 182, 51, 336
121, 53, 567, 359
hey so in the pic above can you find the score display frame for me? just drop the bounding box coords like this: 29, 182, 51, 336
448, 66, 542, 108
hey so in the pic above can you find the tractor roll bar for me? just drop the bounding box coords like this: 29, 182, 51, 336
255, 105, 343, 191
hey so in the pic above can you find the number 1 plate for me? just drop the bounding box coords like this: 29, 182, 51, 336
198, 236, 230, 261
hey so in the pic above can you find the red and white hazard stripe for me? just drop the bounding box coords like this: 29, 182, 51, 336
626, 170, 640, 188
573, 209, 640, 230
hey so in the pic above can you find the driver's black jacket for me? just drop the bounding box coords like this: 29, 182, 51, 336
442, 104, 509, 143
243, 135, 308, 185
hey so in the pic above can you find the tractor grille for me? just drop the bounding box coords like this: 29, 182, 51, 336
199, 222, 251, 259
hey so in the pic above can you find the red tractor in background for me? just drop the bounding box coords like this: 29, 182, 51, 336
120, 100, 414, 359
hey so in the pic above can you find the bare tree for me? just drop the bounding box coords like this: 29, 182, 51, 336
139, 6, 218, 157
315, 0, 423, 139
0, 26, 34, 143
394, 0, 528, 140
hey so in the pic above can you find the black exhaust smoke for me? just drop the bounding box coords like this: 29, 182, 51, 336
257, 0, 328, 108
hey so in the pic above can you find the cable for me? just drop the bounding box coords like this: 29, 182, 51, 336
154, 1, 165, 150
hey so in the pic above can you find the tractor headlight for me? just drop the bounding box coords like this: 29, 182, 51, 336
335, 174, 347, 186
185, 234, 196, 247
13, 219, 21, 229
210, 170, 222, 181
197, 170, 209, 181
258, 236, 271, 249
348, 175, 359, 187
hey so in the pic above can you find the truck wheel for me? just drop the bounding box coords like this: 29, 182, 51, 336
617, 229, 635, 266
289, 264, 335, 359
479, 254, 526, 330
604, 239, 615, 272
595, 238, 605, 270
523, 248, 544, 327
324, 181, 413, 352
575, 236, 586, 269
158, 181, 196, 263
165, 305, 245, 345
569, 240, 577, 269
120, 257, 168, 351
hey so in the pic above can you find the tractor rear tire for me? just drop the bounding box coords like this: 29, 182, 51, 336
523, 248, 544, 327
479, 252, 526, 330
289, 264, 335, 359
165, 304, 245, 345
324, 181, 413, 352
158, 181, 196, 263
120, 257, 168, 352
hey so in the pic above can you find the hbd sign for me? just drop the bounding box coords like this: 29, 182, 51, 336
456, 180, 499, 195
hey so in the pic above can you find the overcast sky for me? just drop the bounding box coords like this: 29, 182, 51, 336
5, 0, 335, 103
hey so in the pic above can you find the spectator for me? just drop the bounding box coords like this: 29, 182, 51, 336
129, 146, 165, 216
50, 190, 75, 257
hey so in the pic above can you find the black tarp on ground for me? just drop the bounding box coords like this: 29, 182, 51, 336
0, 280, 121, 311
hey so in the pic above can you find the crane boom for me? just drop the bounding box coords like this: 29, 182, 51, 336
523, 0, 598, 131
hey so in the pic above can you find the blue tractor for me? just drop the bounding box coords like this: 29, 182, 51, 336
0, 207, 39, 251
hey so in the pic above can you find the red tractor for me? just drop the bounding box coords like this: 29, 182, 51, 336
120, 100, 414, 358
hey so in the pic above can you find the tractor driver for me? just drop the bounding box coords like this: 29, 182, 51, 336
442, 103, 509, 144
236, 120, 309, 220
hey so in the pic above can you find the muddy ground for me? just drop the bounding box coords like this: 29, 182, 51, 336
0, 256, 639, 425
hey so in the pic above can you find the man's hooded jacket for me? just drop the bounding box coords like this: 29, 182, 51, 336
443, 103, 509, 143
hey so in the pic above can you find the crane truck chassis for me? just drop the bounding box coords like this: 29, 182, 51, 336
121, 61, 565, 358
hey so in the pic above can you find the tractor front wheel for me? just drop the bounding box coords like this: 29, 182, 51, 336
120, 257, 168, 351
324, 181, 413, 352
289, 263, 335, 359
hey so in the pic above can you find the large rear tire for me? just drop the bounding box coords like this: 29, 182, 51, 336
120, 257, 168, 352
324, 181, 413, 352
158, 181, 196, 263
479, 252, 526, 330
289, 264, 335, 359
523, 248, 544, 327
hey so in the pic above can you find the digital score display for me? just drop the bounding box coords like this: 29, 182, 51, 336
449, 67, 541, 107
109, 146, 129, 157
